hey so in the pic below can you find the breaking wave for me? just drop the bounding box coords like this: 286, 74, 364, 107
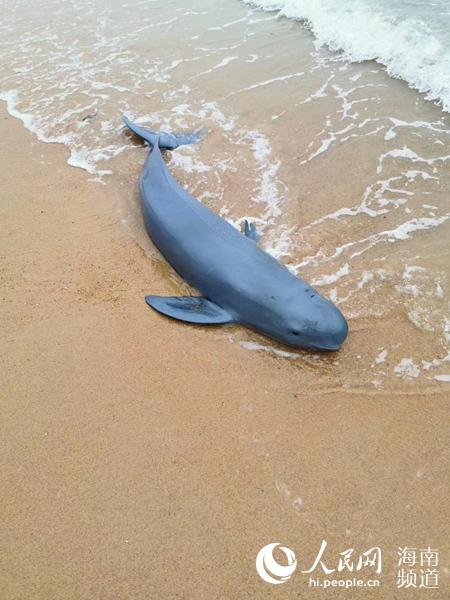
244, 0, 450, 112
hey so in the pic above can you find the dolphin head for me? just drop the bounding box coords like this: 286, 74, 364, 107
281, 295, 348, 351
246, 281, 348, 351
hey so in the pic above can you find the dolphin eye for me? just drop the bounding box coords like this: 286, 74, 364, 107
291, 330, 300, 336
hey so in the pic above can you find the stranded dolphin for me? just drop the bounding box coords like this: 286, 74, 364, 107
124, 116, 348, 351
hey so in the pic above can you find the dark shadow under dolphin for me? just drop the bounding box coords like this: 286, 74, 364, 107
124, 116, 348, 351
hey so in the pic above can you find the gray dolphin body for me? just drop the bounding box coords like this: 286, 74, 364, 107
124, 117, 348, 350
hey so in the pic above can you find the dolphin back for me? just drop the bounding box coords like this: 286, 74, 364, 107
123, 116, 203, 150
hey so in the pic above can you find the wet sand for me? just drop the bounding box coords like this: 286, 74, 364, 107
1, 107, 449, 598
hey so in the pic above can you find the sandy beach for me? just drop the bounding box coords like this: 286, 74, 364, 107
1, 0, 450, 597
1, 109, 449, 598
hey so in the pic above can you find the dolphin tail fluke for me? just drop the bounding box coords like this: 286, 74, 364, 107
123, 116, 203, 150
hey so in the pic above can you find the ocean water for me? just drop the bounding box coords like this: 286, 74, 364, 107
244, 0, 450, 112
1, 0, 449, 390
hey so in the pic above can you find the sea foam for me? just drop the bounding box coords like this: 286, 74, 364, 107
243, 0, 450, 112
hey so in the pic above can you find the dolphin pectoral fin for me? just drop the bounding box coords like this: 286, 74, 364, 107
145, 295, 235, 324
243, 220, 260, 243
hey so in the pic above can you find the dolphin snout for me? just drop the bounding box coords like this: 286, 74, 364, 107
316, 306, 348, 350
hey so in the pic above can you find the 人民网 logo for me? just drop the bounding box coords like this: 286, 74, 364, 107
256, 543, 297, 584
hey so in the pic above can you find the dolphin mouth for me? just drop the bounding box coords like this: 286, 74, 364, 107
306, 332, 348, 351
310, 341, 343, 351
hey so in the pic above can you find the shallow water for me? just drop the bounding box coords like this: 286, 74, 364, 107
1, 0, 449, 392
